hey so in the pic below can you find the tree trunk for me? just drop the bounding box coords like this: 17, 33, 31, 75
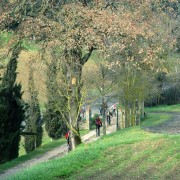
116, 108, 120, 130
102, 97, 106, 136
136, 100, 141, 126
140, 100, 145, 119
124, 100, 129, 128
69, 98, 82, 151
120, 106, 124, 129
131, 101, 136, 126
64, 47, 94, 151
34, 136, 37, 149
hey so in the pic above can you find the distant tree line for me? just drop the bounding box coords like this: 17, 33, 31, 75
145, 71, 180, 106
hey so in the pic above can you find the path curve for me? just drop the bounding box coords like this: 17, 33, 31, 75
143, 112, 180, 134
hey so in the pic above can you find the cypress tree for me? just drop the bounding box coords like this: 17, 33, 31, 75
24, 67, 43, 153
0, 43, 25, 164
44, 57, 67, 139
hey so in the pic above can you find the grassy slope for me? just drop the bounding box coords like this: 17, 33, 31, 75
0, 129, 89, 174
145, 104, 180, 113
0, 131, 66, 174
8, 105, 180, 180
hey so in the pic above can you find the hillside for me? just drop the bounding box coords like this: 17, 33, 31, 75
15, 50, 97, 109
2, 107, 179, 180
0, 1, 179, 179
16, 50, 47, 104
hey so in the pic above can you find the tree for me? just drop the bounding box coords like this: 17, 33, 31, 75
0, 43, 25, 164
44, 49, 67, 139
83, 56, 116, 135
43, 45, 94, 150
101, 0, 179, 127
1, 0, 178, 150
24, 65, 43, 153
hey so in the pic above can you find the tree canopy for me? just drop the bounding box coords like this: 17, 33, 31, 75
0, 0, 179, 151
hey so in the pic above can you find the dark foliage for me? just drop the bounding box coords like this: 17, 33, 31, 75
44, 109, 67, 139
145, 72, 180, 106
44, 56, 67, 140
24, 104, 43, 153
24, 68, 43, 153
0, 44, 25, 164
177, 36, 180, 52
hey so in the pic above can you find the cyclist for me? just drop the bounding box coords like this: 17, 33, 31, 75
95, 116, 102, 136
107, 113, 111, 125
65, 131, 70, 152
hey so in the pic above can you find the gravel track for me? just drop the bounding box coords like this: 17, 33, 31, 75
143, 112, 180, 134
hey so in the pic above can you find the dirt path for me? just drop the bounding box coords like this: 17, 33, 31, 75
143, 112, 180, 134
0, 117, 117, 180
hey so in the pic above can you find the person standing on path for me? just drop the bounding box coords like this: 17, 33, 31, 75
107, 113, 111, 125
95, 116, 102, 136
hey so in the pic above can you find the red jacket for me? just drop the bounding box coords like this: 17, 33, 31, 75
95, 119, 102, 126
65, 131, 70, 139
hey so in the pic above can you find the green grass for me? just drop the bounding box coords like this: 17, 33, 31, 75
0, 129, 90, 174
0, 32, 39, 51
141, 113, 171, 127
145, 104, 180, 112
18, 127, 63, 157
9, 129, 179, 180
21, 40, 39, 51
0, 136, 66, 174
6, 110, 180, 180
0, 32, 12, 46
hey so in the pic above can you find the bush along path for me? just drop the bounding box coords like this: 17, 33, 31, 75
143, 112, 180, 134
0, 117, 117, 180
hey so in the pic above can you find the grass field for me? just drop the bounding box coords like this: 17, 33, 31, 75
6, 104, 180, 180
